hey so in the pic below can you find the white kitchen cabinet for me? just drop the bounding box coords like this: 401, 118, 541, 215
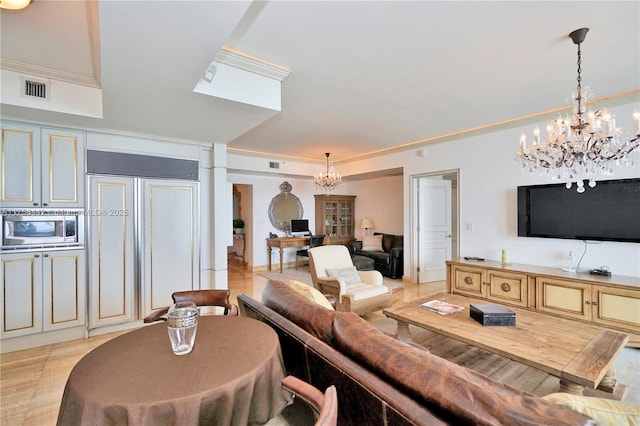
1, 249, 85, 339
141, 179, 199, 315
0, 123, 85, 208
42, 250, 86, 332
1, 251, 43, 338
88, 176, 135, 328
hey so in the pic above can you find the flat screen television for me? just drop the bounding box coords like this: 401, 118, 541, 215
290, 219, 309, 233
517, 178, 640, 243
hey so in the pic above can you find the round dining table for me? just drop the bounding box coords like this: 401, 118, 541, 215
56, 316, 291, 426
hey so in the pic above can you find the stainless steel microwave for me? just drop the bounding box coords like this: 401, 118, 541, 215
1, 210, 84, 249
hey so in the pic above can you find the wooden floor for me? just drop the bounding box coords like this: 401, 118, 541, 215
0, 262, 625, 425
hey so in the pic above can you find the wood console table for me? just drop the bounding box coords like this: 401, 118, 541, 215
447, 258, 640, 345
267, 237, 310, 273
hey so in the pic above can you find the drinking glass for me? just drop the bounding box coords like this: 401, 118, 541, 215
166, 301, 198, 355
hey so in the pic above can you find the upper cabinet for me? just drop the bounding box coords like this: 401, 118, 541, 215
1, 123, 85, 208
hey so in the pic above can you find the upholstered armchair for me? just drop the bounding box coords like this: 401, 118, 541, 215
308, 245, 392, 315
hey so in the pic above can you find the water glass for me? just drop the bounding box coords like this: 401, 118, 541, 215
167, 302, 198, 355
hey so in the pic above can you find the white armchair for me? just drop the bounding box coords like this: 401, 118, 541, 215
308, 245, 392, 315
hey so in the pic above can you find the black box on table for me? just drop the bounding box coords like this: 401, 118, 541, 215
470, 304, 516, 326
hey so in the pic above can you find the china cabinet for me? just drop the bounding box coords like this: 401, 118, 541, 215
314, 195, 356, 245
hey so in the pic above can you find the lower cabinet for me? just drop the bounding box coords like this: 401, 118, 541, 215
447, 259, 640, 336
1, 250, 86, 339
450, 263, 528, 307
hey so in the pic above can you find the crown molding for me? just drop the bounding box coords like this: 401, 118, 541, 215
0, 58, 101, 89
215, 47, 291, 82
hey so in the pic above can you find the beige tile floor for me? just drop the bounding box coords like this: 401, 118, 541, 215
0, 262, 436, 425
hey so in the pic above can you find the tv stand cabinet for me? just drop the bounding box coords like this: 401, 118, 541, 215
446, 259, 640, 345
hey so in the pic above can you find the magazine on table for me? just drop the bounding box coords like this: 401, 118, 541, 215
419, 299, 465, 315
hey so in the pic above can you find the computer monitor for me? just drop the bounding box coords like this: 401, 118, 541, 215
290, 219, 309, 234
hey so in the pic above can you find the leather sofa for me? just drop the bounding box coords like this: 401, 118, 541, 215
349, 233, 403, 279
238, 280, 594, 425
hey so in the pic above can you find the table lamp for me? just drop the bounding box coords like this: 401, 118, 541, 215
360, 217, 375, 237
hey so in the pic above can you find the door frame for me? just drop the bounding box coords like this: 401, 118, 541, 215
410, 169, 460, 283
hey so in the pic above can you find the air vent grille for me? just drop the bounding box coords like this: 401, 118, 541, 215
269, 161, 280, 169
24, 80, 48, 99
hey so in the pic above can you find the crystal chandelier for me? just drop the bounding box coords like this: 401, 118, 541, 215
314, 152, 342, 191
516, 28, 640, 193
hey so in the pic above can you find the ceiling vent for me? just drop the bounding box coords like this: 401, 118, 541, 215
23, 79, 48, 100
269, 161, 280, 169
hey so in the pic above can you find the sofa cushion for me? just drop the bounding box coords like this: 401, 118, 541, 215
345, 283, 390, 301
382, 234, 394, 252
261, 280, 336, 343
332, 312, 594, 426
288, 280, 335, 311
543, 393, 640, 425
360, 251, 391, 265
361, 235, 383, 252
326, 266, 360, 284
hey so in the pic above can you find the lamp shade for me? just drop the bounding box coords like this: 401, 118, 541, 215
360, 217, 375, 229
0, 0, 31, 10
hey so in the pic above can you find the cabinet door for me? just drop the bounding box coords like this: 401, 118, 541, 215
88, 176, 135, 328
592, 285, 640, 333
0, 123, 41, 207
536, 277, 591, 321
451, 265, 486, 298
41, 128, 85, 208
42, 250, 86, 331
1, 252, 43, 338
486, 270, 528, 307
141, 179, 199, 316
324, 200, 338, 237
339, 200, 354, 239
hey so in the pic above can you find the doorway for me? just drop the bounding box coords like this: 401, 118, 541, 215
229, 184, 252, 269
411, 170, 459, 283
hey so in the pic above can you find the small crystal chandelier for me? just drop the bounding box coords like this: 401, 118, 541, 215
314, 152, 342, 191
516, 28, 640, 193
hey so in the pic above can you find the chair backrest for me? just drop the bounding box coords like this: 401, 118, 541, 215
309, 235, 325, 248
281, 375, 338, 426
172, 290, 237, 315
308, 245, 354, 284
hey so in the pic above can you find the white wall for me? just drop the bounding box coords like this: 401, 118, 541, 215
348, 175, 404, 239
339, 101, 640, 277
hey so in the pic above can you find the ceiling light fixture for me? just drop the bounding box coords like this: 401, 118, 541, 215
314, 153, 342, 191
0, 0, 32, 10
516, 28, 640, 193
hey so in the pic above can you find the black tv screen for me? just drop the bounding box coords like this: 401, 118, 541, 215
290, 219, 309, 233
517, 178, 640, 243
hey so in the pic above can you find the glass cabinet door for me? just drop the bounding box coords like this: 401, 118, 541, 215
340, 201, 353, 238
324, 201, 338, 236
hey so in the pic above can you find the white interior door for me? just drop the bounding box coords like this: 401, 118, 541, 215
415, 177, 452, 283
141, 179, 199, 314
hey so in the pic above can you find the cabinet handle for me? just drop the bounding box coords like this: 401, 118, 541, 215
44, 254, 49, 258
34, 254, 40, 258
33, 202, 39, 206
585, 301, 591, 305
43, 203, 48, 206
501, 283, 511, 292
464, 277, 473, 285
592, 301, 598, 306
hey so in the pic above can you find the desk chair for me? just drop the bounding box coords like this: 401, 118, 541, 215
143, 289, 238, 323
296, 235, 325, 269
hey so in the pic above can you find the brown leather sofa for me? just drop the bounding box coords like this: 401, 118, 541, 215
238, 280, 594, 426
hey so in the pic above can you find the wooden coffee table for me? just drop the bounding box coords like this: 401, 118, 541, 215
383, 292, 629, 399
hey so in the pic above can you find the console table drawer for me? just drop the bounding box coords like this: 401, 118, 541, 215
452, 265, 485, 297
487, 270, 528, 307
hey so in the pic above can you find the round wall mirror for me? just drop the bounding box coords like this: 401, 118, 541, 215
268, 181, 303, 232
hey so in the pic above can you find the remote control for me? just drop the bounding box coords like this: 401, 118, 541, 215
464, 256, 485, 261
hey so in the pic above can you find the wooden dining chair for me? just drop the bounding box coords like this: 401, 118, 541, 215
276, 375, 338, 426
143, 289, 238, 323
